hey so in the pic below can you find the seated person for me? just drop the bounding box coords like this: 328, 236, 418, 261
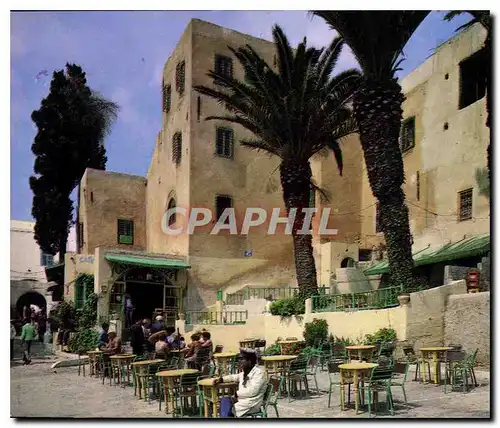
199, 331, 213, 350
154, 333, 169, 358
179, 336, 186, 349
184, 333, 201, 365
98, 322, 109, 349
165, 327, 178, 347
214, 350, 267, 418
103, 331, 122, 355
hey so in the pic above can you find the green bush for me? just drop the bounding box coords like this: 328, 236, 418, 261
269, 296, 305, 317
69, 328, 99, 354
334, 336, 354, 346
303, 318, 329, 346
50, 300, 77, 330
364, 328, 397, 345
76, 293, 98, 329
262, 344, 281, 356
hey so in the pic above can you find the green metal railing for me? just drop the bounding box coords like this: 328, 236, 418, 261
185, 311, 248, 325
224, 285, 333, 305
311, 286, 402, 313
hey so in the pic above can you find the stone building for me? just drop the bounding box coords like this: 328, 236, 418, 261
63, 19, 490, 332
10, 220, 76, 317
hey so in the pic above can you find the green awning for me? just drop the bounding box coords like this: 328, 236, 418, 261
364, 234, 490, 276
104, 254, 190, 269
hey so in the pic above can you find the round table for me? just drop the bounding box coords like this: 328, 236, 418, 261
338, 362, 378, 413
156, 368, 200, 414
213, 352, 238, 376
239, 338, 257, 349
198, 378, 239, 418
87, 350, 103, 376
131, 359, 166, 399
420, 347, 453, 384
345, 345, 376, 362
261, 355, 297, 376
109, 354, 135, 386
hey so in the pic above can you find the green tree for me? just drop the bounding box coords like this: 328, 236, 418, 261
30, 63, 119, 257
194, 26, 360, 297
444, 11, 491, 186
312, 11, 430, 291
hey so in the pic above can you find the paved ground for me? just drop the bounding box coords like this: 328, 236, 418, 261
11, 356, 490, 419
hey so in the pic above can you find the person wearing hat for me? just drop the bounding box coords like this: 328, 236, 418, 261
214, 349, 267, 417
151, 315, 164, 334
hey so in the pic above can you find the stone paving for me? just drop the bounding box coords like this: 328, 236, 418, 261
11, 357, 490, 419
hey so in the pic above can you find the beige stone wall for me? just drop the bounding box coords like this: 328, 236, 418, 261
444, 291, 490, 366
80, 169, 147, 255
63, 252, 96, 302
405, 280, 467, 350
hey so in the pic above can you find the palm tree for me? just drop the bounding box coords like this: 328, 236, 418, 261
194, 25, 361, 297
312, 11, 430, 291
444, 11, 491, 185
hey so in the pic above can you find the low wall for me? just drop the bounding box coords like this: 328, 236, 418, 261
444, 291, 490, 366
405, 280, 466, 350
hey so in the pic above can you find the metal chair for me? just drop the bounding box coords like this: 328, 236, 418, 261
287, 355, 310, 400
173, 373, 202, 418
391, 360, 410, 403
327, 360, 353, 408
248, 375, 283, 418
359, 366, 395, 417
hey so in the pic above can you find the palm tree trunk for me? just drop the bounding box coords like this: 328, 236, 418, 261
280, 161, 318, 298
353, 78, 414, 291
485, 31, 491, 184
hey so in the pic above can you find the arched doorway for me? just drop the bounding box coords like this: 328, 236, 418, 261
108, 267, 181, 329
16, 292, 46, 318
341, 257, 356, 268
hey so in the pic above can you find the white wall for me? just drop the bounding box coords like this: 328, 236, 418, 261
10, 220, 76, 282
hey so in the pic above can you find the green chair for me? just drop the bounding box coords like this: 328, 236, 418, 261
248, 375, 283, 418
327, 360, 353, 408
99, 353, 113, 386
391, 360, 410, 403
304, 353, 321, 394
287, 355, 310, 400
444, 349, 478, 393
318, 343, 333, 371
359, 367, 395, 417
172, 373, 202, 418
156, 362, 173, 411
135, 363, 158, 403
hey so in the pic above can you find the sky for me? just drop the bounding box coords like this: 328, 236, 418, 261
10, 10, 472, 221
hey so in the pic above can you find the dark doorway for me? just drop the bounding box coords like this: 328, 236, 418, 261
16, 292, 47, 318
125, 281, 164, 322
340, 257, 356, 268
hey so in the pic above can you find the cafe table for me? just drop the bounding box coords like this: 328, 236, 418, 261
109, 354, 135, 386
420, 347, 453, 384
239, 338, 257, 349
345, 345, 376, 362
198, 378, 239, 418
261, 355, 298, 376
156, 368, 200, 414
213, 352, 239, 376
130, 359, 165, 399
87, 350, 103, 376
338, 362, 378, 413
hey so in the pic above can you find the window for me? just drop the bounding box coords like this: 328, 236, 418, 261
40, 252, 54, 267
175, 61, 185, 95
400, 117, 415, 153
215, 127, 234, 158
459, 48, 487, 109
375, 203, 382, 233
416, 171, 420, 201
163, 84, 171, 113
78, 223, 84, 249
172, 132, 182, 165
117, 219, 134, 245
309, 188, 316, 209
215, 195, 233, 223
359, 249, 372, 262
167, 198, 176, 227
214, 55, 233, 83
458, 189, 473, 222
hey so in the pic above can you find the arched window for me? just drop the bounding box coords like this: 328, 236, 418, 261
167, 198, 176, 226
340, 257, 355, 268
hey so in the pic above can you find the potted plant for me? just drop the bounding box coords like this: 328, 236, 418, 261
397, 292, 410, 306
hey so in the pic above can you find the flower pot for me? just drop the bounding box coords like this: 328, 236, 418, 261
397, 294, 410, 306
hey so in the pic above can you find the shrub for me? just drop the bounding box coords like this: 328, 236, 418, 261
76, 293, 98, 329
334, 336, 354, 346
303, 318, 328, 346
50, 300, 77, 330
262, 343, 281, 356
364, 328, 397, 345
269, 296, 305, 317
69, 328, 99, 354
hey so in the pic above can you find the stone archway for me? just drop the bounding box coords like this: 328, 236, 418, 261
16, 291, 47, 318
340, 257, 356, 268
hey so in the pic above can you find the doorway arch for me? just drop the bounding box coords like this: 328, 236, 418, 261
16, 291, 47, 317
340, 257, 356, 268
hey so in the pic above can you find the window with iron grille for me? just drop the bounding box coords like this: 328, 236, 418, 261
458, 189, 473, 222
459, 48, 487, 110
215, 195, 232, 224
40, 252, 54, 267
214, 55, 233, 83
175, 61, 185, 95
162, 84, 171, 113
375, 203, 382, 233
167, 198, 176, 226
400, 117, 415, 153
215, 127, 234, 158
172, 132, 182, 165
117, 219, 134, 245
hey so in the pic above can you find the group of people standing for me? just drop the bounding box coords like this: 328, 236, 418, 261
10, 307, 49, 365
